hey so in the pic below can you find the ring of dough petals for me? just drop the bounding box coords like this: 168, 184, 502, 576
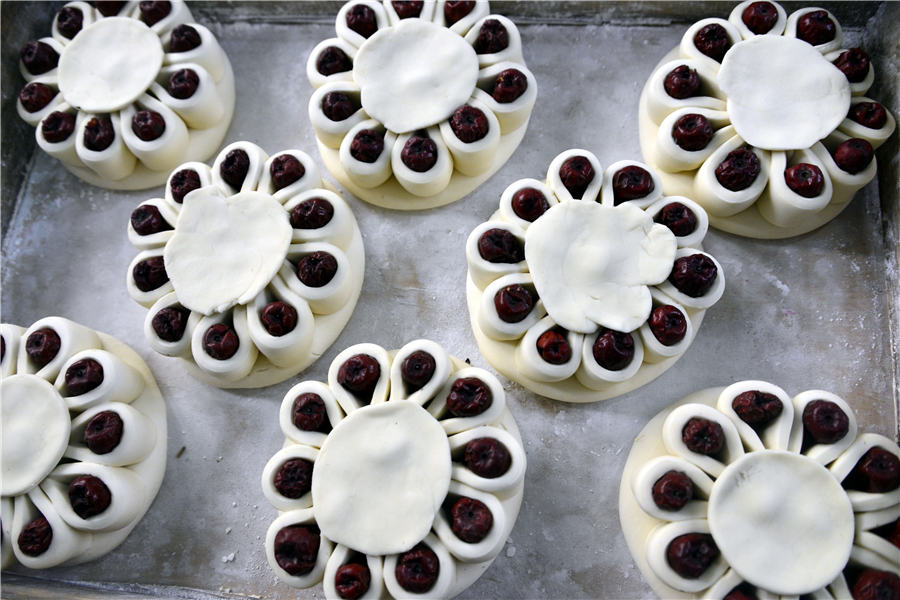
0, 318, 166, 570
466, 149, 723, 402
637, 1, 895, 238
126, 144, 365, 389
16, 1, 236, 189
619, 382, 900, 599
263, 341, 526, 599
308, 0, 536, 209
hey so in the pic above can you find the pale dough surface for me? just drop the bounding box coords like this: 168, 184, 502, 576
353, 19, 478, 134
637, 49, 853, 239
312, 401, 451, 556
1, 375, 71, 497
718, 36, 850, 151
164, 188, 292, 315
179, 224, 365, 389
465, 275, 705, 403
317, 120, 529, 210
57, 17, 163, 113
524, 202, 676, 334
708, 450, 854, 595
62, 59, 236, 190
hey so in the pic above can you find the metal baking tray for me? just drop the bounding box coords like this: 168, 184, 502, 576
2, 2, 897, 598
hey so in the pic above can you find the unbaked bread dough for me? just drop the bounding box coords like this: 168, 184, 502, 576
57, 17, 163, 113
637, 1, 895, 239
307, 0, 536, 209
127, 144, 365, 389
353, 19, 478, 134
312, 401, 451, 555
16, 1, 235, 190
164, 188, 292, 314
717, 36, 850, 150
466, 149, 724, 402
525, 202, 676, 334
619, 383, 900, 598
263, 341, 526, 599
0, 318, 166, 570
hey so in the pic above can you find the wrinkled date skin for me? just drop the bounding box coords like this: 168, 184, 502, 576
18, 516, 53, 556
84, 410, 124, 454
273, 458, 314, 499
478, 228, 523, 263
652, 470, 694, 511
395, 543, 440, 593
400, 350, 436, 392
536, 328, 572, 364
337, 354, 381, 399
558, 156, 595, 199
26, 328, 61, 368
335, 562, 371, 600
291, 393, 330, 432
732, 390, 783, 429
666, 532, 719, 578
270, 154, 306, 191
68, 474, 112, 519
65, 358, 104, 396
592, 328, 635, 371
291, 198, 334, 230
274, 524, 320, 576
169, 168, 201, 203
446, 377, 492, 417
151, 306, 189, 342
682, 417, 725, 456
203, 323, 240, 360
450, 496, 493, 543
802, 399, 849, 444
494, 283, 535, 323
664, 65, 700, 100
464, 437, 511, 478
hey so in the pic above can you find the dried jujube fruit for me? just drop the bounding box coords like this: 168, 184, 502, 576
672, 113, 713, 151
851, 569, 900, 600
558, 155, 595, 199
473, 19, 508, 54
464, 437, 511, 478
682, 417, 725, 456
669, 254, 717, 298
17, 516, 52, 557
139, 0, 172, 26
741, 1, 778, 34
84, 410, 124, 454
167, 68, 199, 99
592, 328, 635, 371
491, 68, 528, 103
510, 187, 549, 222
20, 41, 59, 76
317, 46, 352, 76
666, 532, 719, 578
26, 328, 61, 368
731, 390, 783, 429
395, 543, 440, 593
337, 354, 381, 399
844, 447, 900, 494
220, 148, 250, 189
260, 301, 298, 337
449, 105, 489, 143
19, 82, 55, 113
833, 138, 874, 175
335, 562, 371, 600
649, 305, 687, 346
401, 350, 436, 393
274, 524, 320, 576
450, 496, 493, 543
169, 24, 201, 53
132, 256, 169, 292
270, 154, 305, 191
83, 116, 115, 152
151, 306, 189, 342
493, 283, 534, 323
802, 399, 849, 444
291, 393, 330, 432
536, 327, 572, 364
346, 3, 378, 39
693, 23, 730, 62
654, 202, 697, 237
203, 323, 239, 360
612, 165, 655, 204
322, 91, 357, 122
784, 163, 825, 198
95, 1, 125, 16
652, 470, 694, 511
65, 358, 104, 396
796, 10, 836, 46
273, 458, 314, 499
715, 148, 761, 191
447, 377, 492, 417
296, 251, 338, 288
56, 6, 83, 39
42, 111, 75, 143
169, 168, 201, 203
833, 48, 870, 83
401, 134, 438, 172
664, 65, 701, 100
444, 0, 475, 25
391, 1, 423, 19
291, 198, 334, 229
131, 110, 166, 142
68, 474, 112, 519
349, 129, 384, 163
131, 204, 172, 236
477, 228, 523, 263
849, 102, 888, 130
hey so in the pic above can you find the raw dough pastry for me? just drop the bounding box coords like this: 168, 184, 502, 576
262, 340, 526, 599
619, 381, 900, 598
0, 317, 166, 570
126, 142, 365, 388
16, 0, 235, 190
308, 0, 537, 210
466, 149, 724, 402
637, 0, 896, 238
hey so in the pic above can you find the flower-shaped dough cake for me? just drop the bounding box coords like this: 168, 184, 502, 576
465, 149, 725, 403
262, 339, 526, 599
16, 0, 235, 190
0, 317, 166, 570
126, 142, 365, 388
619, 380, 900, 598
307, 0, 537, 210
638, 0, 896, 239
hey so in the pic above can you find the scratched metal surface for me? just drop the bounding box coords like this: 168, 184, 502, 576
1, 2, 898, 598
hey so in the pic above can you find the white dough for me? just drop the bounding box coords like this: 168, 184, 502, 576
353, 19, 478, 134
708, 451, 854, 595
524, 201, 677, 334
164, 187, 292, 314
57, 17, 163, 113
311, 401, 451, 556
718, 36, 850, 150
1, 375, 71, 497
